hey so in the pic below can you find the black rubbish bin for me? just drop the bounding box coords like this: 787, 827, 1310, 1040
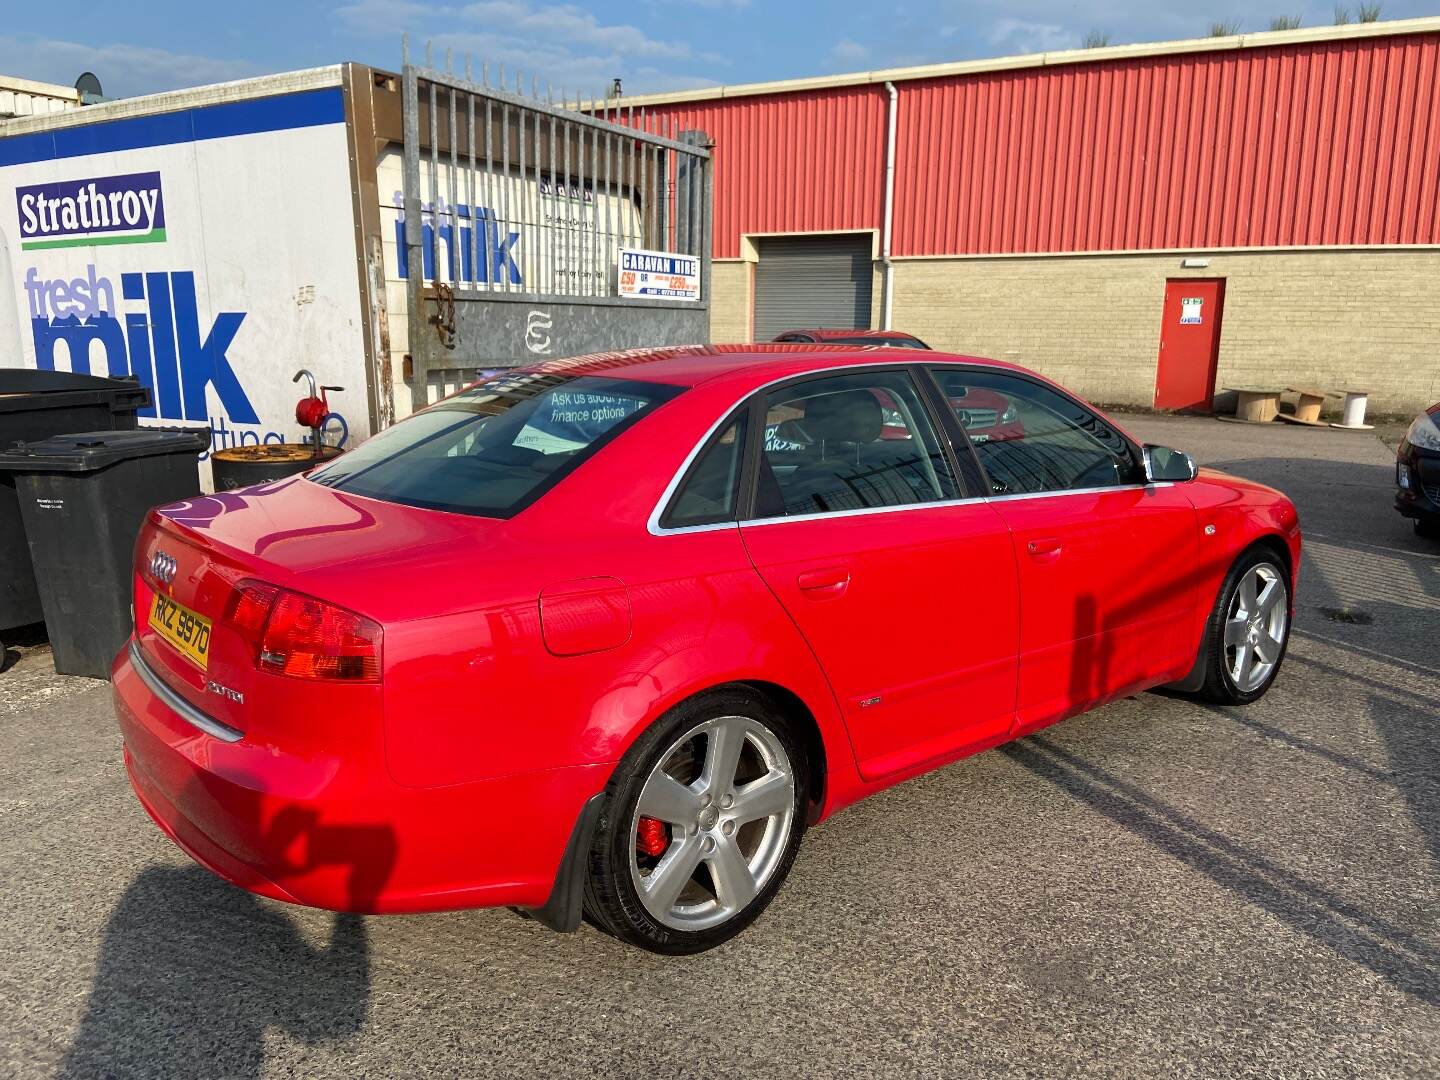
0, 428, 208, 678
0, 370, 151, 633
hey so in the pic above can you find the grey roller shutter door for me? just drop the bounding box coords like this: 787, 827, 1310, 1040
753, 234, 873, 341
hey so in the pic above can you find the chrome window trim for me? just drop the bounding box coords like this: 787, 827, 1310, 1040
646, 359, 1162, 537
128, 640, 244, 744
984, 481, 1173, 504
737, 495, 986, 528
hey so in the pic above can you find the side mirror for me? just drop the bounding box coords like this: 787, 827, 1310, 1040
1143, 444, 1198, 483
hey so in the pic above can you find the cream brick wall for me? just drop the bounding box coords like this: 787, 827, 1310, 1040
891, 250, 1440, 415
709, 260, 752, 343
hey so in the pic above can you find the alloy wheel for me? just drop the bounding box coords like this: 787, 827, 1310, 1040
629, 715, 795, 931
1223, 563, 1288, 693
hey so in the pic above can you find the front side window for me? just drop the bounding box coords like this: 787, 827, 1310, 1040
754, 370, 958, 519
310, 374, 681, 517
928, 368, 1142, 496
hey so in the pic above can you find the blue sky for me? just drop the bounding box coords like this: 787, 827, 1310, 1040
1, 1, 1436, 100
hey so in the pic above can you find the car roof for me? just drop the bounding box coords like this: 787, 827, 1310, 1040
527, 343, 1009, 390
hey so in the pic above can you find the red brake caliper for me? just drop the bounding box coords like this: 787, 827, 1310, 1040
635, 816, 669, 857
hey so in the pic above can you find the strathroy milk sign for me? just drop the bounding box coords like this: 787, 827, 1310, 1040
16, 171, 166, 250
1, 82, 370, 456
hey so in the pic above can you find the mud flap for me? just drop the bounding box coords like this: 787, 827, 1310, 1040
512, 792, 605, 933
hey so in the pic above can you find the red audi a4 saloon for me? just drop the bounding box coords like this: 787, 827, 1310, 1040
114, 345, 1301, 954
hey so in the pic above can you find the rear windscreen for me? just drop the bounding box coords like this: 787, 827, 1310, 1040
309, 373, 682, 517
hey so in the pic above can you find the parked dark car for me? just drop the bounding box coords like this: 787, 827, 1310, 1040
1395, 401, 1440, 540
772, 329, 931, 349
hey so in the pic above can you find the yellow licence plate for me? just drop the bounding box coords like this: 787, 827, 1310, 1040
148, 592, 213, 670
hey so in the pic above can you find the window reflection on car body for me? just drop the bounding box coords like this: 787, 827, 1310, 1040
928, 368, 1141, 496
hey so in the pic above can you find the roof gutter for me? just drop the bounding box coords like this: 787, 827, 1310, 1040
881, 81, 898, 332
594, 16, 1440, 109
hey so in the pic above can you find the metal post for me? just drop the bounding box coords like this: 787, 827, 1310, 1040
447, 83, 459, 285
590, 122, 600, 296
500, 101, 511, 291
563, 110, 573, 295
467, 89, 477, 289
548, 102, 558, 296
532, 101, 542, 296
402, 61, 427, 413
483, 92, 493, 289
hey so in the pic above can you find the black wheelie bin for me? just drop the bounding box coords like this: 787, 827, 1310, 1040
0, 370, 150, 633
0, 428, 208, 678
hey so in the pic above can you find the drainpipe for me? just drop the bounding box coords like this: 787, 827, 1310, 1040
881, 81, 898, 331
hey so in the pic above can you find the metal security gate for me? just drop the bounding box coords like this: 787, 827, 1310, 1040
753, 234, 874, 341
400, 41, 712, 412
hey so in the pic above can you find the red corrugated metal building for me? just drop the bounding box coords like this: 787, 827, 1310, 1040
610, 17, 1440, 413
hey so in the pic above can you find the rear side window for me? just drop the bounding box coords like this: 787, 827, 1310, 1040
663, 411, 748, 528
310, 374, 681, 517
754, 370, 959, 518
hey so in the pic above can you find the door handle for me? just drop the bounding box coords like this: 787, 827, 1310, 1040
797, 566, 850, 597
1027, 537, 1063, 559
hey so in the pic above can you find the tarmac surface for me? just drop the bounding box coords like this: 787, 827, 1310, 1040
1, 415, 1437, 1078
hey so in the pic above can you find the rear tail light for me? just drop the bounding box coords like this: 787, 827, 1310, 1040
223, 580, 382, 682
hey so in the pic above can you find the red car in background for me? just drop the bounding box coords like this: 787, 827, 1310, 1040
770, 331, 1021, 444
875, 384, 1024, 447
773, 328, 931, 349
113, 346, 1300, 954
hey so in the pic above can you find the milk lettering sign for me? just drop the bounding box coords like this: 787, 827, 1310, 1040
618, 247, 700, 302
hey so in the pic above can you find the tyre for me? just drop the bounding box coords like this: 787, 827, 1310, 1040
1196, 547, 1292, 705
1416, 516, 1440, 542
583, 689, 808, 954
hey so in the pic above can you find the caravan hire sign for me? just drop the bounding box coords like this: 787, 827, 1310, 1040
617, 247, 700, 302
16, 171, 166, 250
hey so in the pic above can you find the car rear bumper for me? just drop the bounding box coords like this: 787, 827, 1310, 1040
113, 640, 610, 914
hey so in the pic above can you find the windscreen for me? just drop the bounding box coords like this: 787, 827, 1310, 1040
309, 373, 682, 517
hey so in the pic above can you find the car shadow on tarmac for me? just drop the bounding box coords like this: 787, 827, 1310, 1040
58, 866, 371, 1079
999, 700, 1440, 1010
999, 455, 1440, 1008
58, 775, 396, 1079
999, 435, 1440, 1009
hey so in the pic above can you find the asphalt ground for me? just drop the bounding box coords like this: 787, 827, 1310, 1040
1, 415, 1437, 1079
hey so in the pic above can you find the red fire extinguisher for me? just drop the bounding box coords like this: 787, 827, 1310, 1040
293, 369, 344, 458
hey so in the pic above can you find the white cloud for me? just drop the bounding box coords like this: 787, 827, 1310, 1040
459, 2, 695, 60
829, 39, 870, 66
986, 17, 1078, 54
940, 0, 1242, 56
334, 0, 724, 93
335, 0, 456, 36
0, 35, 259, 99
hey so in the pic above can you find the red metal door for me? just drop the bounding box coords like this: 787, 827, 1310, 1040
1155, 279, 1225, 412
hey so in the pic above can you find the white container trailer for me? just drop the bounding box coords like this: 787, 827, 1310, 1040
0, 61, 712, 457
